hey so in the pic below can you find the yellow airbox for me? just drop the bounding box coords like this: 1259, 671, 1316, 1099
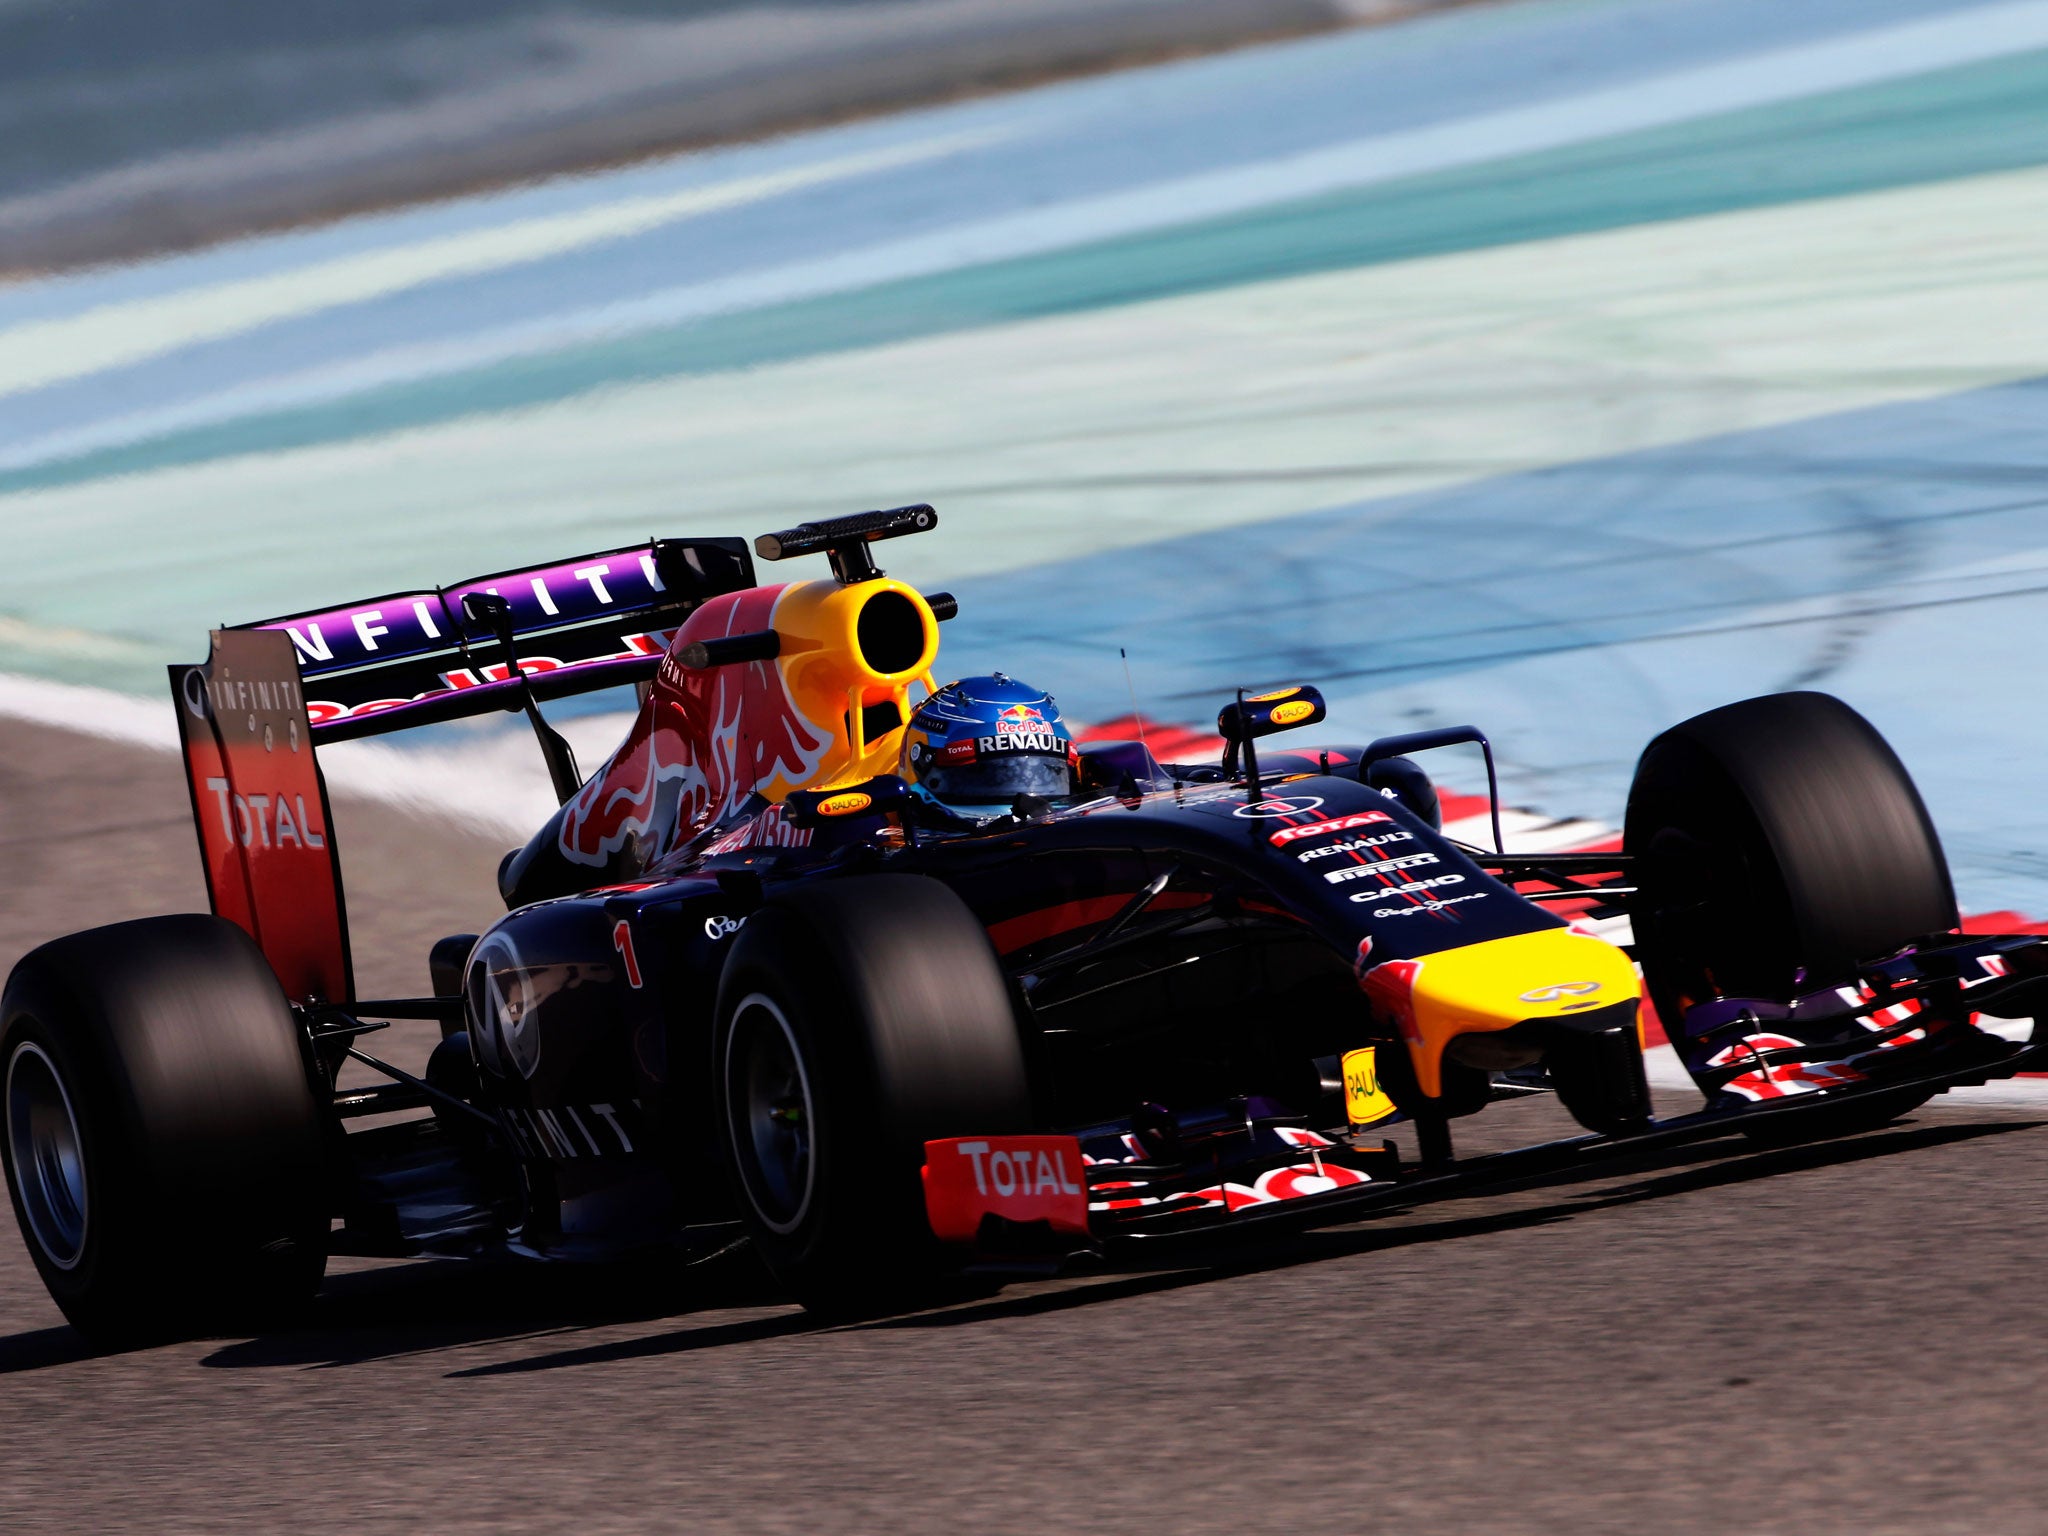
768, 576, 941, 790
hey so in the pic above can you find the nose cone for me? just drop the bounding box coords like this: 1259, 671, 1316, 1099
1362, 927, 1642, 1098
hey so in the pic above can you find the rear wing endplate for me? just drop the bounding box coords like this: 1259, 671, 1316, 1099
172, 629, 352, 1002
169, 535, 754, 998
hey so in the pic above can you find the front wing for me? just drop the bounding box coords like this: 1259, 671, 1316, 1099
923, 933, 2048, 1260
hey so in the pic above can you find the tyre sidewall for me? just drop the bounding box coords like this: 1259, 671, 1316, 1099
710, 877, 1032, 1310
0, 993, 149, 1325
1627, 732, 1794, 1024
1628, 692, 1956, 1024
714, 914, 925, 1289
1, 916, 327, 1340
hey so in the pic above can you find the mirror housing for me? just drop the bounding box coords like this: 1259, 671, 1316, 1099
1218, 685, 1327, 778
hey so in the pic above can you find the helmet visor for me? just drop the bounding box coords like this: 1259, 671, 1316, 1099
922, 752, 1072, 807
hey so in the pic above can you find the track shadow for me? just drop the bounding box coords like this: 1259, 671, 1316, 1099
4, 1115, 2032, 1378
443, 1308, 816, 1377
438, 1116, 2041, 1372
1555, 1117, 2042, 1209
842, 1116, 2041, 1336
196, 1243, 789, 1372
0, 1324, 108, 1376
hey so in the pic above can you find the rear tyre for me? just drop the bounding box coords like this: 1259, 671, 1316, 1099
712, 875, 1032, 1317
1625, 692, 1956, 1136
1, 916, 328, 1344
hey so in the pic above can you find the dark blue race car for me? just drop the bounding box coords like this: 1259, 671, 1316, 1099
7, 507, 2045, 1337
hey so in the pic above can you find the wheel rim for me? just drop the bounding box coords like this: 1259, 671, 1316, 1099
6, 1041, 88, 1271
724, 993, 815, 1236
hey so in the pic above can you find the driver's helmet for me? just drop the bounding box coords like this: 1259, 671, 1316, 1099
900, 673, 1078, 813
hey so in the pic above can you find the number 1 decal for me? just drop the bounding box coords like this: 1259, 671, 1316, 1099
611, 919, 643, 989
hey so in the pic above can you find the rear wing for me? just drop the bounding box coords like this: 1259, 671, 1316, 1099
172, 629, 353, 1002
245, 537, 753, 742
171, 536, 755, 1000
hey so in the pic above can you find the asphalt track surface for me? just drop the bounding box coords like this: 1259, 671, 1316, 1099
10, 0, 2048, 911
11, 5, 2048, 1530
6, 717, 2048, 1534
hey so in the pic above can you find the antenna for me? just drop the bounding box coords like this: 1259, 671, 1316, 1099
1120, 648, 1150, 762
1236, 686, 1265, 808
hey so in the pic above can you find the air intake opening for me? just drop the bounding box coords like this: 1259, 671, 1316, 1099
856, 589, 927, 676
858, 699, 903, 745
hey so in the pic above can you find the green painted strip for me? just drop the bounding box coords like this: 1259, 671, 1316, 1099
9, 154, 2048, 694
9, 44, 2048, 497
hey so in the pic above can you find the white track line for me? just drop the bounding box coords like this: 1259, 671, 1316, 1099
0, 670, 568, 839
0, 131, 1007, 402
17, 0, 2048, 470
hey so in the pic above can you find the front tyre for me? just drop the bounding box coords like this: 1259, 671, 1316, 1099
713, 875, 1032, 1316
1, 916, 328, 1344
1626, 691, 1956, 1138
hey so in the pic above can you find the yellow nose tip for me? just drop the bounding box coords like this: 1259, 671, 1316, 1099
1362, 926, 1641, 1099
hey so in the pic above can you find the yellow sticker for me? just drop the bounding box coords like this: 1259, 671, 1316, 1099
1269, 699, 1316, 726
818, 791, 874, 816
1342, 1047, 1398, 1128
1246, 687, 1300, 703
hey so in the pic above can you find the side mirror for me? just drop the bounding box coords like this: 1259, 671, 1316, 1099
1217, 685, 1327, 776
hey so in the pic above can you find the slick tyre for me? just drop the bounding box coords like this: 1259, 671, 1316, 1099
1625, 692, 1955, 1136
712, 875, 1031, 1318
1, 916, 328, 1345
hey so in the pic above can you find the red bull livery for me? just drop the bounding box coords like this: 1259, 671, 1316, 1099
7, 505, 2048, 1341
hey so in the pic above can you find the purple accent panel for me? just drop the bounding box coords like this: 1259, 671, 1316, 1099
228, 535, 754, 737
262, 588, 450, 678
1678, 997, 1791, 1039
443, 550, 672, 652
257, 544, 674, 681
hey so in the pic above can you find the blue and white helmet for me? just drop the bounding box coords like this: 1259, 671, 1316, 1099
900, 673, 1078, 811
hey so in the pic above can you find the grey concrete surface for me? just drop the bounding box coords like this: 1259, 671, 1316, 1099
2, 719, 2046, 1533
0, 0, 1441, 271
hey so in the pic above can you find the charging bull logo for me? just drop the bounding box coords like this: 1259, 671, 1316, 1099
558, 585, 834, 871
996, 704, 1048, 733
1361, 957, 1426, 1045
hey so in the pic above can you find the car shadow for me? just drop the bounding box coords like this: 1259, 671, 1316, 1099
842, 1115, 2041, 1336
0, 1324, 107, 1375
421, 1115, 2045, 1372
195, 1245, 805, 1372
1, 1114, 2030, 1378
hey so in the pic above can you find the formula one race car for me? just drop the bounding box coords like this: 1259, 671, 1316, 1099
8, 506, 2048, 1339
